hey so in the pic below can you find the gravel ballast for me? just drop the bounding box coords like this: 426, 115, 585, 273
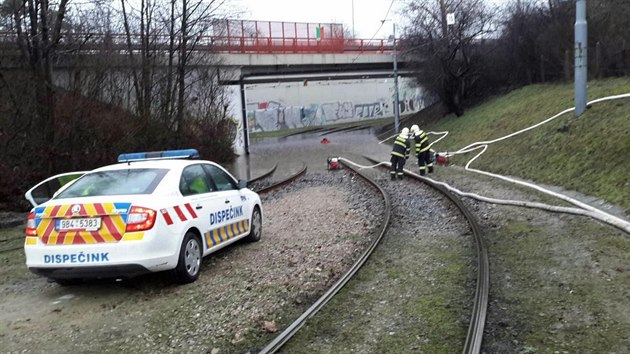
282, 169, 476, 353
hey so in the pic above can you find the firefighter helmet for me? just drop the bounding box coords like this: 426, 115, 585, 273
400, 127, 410, 139
410, 125, 422, 136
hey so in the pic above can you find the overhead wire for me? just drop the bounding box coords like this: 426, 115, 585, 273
351, 0, 396, 63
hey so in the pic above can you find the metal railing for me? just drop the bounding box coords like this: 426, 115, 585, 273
0, 31, 392, 54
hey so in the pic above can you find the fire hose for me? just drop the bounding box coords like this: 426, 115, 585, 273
372, 93, 630, 233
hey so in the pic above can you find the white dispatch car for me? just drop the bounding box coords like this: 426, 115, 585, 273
24, 149, 263, 285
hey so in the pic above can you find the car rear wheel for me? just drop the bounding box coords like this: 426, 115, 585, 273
245, 206, 262, 242
174, 231, 202, 283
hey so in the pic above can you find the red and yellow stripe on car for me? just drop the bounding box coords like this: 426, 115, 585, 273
204, 219, 249, 248
32, 203, 132, 245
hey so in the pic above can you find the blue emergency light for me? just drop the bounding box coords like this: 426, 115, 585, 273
117, 149, 200, 162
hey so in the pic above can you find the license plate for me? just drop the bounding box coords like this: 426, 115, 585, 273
56, 218, 102, 231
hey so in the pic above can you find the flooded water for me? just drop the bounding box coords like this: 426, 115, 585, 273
225, 127, 394, 181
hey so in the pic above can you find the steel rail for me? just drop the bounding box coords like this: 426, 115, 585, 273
0, 232, 25, 253
259, 158, 391, 354
255, 163, 308, 194
0, 245, 22, 254
260, 159, 391, 354
279, 127, 326, 138
247, 162, 278, 185
364, 156, 488, 354
0, 235, 24, 243
339, 125, 373, 133
319, 124, 362, 136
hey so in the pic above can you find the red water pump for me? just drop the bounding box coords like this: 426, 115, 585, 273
429, 149, 449, 166
327, 157, 341, 170
435, 152, 449, 166
436, 154, 448, 165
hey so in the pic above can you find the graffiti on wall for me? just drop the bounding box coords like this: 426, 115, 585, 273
354, 102, 384, 118
247, 84, 432, 132
248, 98, 428, 132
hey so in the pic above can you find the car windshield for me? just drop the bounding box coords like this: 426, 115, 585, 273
55, 169, 169, 199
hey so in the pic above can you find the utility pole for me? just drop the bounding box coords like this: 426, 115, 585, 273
393, 23, 400, 134
574, 0, 587, 117
352, 0, 355, 38
240, 79, 250, 154
439, 0, 448, 37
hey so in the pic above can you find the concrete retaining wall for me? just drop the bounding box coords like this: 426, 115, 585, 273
242, 78, 429, 132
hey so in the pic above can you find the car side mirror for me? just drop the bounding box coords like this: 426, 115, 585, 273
237, 179, 248, 189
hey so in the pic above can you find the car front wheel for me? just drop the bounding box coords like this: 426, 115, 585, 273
246, 206, 262, 242
174, 231, 202, 283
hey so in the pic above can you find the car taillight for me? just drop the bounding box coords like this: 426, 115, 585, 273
26, 212, 37, 236
126, 206, 157, 232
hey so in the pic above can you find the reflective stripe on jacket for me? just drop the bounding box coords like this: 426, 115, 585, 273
391, 134, 410, 158
413, 132, 430, 154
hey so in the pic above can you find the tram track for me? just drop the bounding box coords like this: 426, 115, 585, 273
0, 226, 23, 254
364, 156, 488, 354
253, 163, 308, 194
260, 156, 487, 353
0, 244, 22, 254
247, 162, 278, 185
0, 224, 25, 254
259, 158, 391, 353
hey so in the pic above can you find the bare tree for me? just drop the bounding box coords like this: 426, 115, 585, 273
8, 0, 70, 172
403, 0, 495, 116
119, 0, 227, 145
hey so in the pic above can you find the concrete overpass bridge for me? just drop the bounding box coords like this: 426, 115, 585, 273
1, 19, 408, 81
0, 19, 417, 152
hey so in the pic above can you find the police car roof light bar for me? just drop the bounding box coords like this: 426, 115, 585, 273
117, 149, 200, 163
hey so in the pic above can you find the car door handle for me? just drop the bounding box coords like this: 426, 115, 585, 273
224, 199, 230, 204
195, 205, 203, 210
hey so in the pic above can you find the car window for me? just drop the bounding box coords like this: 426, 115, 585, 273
29, 173, 85, 205
55, 169, 168, 199
180, 165, 215, 196
203, 164, 236, 191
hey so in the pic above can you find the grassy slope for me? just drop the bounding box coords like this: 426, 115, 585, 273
427, 77, 630, 210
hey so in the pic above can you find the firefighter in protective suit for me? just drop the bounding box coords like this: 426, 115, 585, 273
410, 125, 433, 176
390, 127, 411, 180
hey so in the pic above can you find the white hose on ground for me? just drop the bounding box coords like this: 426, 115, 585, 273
341, 157, 630, 234
347, 93, 630, 234
344, 161, 391, 170
445, 93, 630, 157
380, 130, 448, 145
378, 133, 398, 144
428, 131, 449, 146
429, 93, 630, 233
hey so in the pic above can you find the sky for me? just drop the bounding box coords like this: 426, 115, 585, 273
230, 0, 510, 40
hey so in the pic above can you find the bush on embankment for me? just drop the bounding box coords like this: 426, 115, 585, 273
0, 90, 236, 212
425, 77, 630, 211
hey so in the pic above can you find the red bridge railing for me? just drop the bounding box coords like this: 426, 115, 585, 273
0, 20, 393, 54
208, 36, 391, 53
